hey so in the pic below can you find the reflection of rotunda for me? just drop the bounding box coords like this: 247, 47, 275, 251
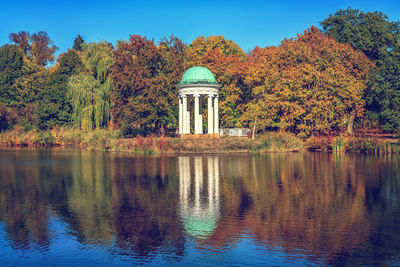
177, 67, 221, 135
178, 156, 220, 239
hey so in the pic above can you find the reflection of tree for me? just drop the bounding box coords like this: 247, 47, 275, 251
209, 153, 400, 264
110, 156, 185, 259
1, 150, 400, 264
59, 154, 186, 259
66, 151, 114, 245
0, 151, 186, 260
328, 155, 400, 266
0, 149, 71, 250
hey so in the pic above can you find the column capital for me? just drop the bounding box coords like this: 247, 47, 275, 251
193, 93, 200, 98
207, 94, 214, 99
181, 94, 187, 98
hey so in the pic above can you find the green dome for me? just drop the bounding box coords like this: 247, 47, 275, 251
182, 213, 218, 239
179, 66, 217, 85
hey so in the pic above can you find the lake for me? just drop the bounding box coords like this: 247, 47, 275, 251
0, 149, 400, 266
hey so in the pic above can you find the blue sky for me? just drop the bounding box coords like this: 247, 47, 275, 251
1, 0, 400, 57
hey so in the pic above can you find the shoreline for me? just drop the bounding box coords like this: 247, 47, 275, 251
1, 138, 400, 156
1, 128, 399, 155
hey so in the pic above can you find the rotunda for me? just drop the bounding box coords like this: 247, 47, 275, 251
177, 66, 221, 135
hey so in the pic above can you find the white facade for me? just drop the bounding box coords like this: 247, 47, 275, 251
177, 83, 221, 134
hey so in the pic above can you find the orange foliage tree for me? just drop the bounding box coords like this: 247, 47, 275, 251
242, 26, 374, 136
185, 36, 249, 127
111, 35, 185, 135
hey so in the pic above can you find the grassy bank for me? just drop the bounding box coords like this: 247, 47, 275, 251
2, 127, 399, 154
0, 127, 304, 154
253, 132, 304, 153
306, 135, 400, 154
0, 126, 180, 154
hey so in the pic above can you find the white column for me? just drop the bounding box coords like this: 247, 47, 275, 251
199, 98, 203, 134
194, 156, 203, 208
208, 157, 214, 205
214, 156, 219, 204
179, 96, 183, 134
179, 157, 184, 203
194, 94, 200, 134
182, 95, 187, 134
186, 97, 190, 134
214, 96, 219, 135
207, 95, 214, 134
182, 157, 190, 205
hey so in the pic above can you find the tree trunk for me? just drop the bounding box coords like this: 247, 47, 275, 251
160, 124, 165, 137
347, 114, 355, 134
109, 110, 114, 129
252, 117, 257, 140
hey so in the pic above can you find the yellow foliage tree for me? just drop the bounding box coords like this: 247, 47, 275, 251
185, 36, 248, 127
242, 27, 374, 136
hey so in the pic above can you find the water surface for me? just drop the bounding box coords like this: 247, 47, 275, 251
0, 149, 400, 266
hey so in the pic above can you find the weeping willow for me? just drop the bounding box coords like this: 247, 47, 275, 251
68, 42, 114, 131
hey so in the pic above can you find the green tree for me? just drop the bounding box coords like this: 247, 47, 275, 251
68, 42, 114, 131
368, 49, 400, 132
0, 102, 17, 130
57, 49, 83, 74
73, 35, 84, 51
0, 44, 47, 128
13, 59, 47, 128
321, 8, 400, 132
0, 44, 24, 106
68, 73, 99, 131
37, 50, 82, 129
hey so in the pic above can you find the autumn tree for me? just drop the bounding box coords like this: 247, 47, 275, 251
321, 8, 400, 132
111, 35, 185, 136
30, 31, 58, 66
242, 27, 374, 137
185, 35, 245, 64
154, 35, 186, 131
185, 36, 249, 127
9, 31, 58, 67
68, 42, 114, 131
9, 31, 31, 55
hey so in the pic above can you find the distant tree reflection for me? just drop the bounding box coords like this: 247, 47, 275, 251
0, 150, 400, 264
110, 155, 185, 260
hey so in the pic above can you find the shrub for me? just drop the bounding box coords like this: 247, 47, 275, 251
333, 136, 345, 152
255, 132, 304, 152
158, 138, 172, 152
37, 131, 54, 146
306, 136, 333, 151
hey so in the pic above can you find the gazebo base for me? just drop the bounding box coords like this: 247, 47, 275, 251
180, 133, 220, 139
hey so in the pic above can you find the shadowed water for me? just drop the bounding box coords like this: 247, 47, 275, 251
0, 149, 400, 266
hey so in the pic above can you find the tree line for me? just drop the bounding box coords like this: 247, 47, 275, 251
0, 7, 399, 137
